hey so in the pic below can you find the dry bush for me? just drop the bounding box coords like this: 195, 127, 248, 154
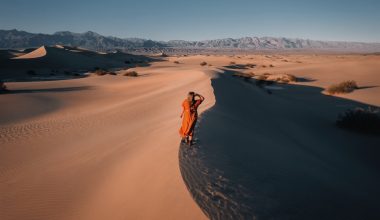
257, 75, 268, 80
233, 72, 253, 79
123, 71, 138, 77
255, 75, 268, 86
269, 64, 274, 67
262, 65, 267, 68
286, 74, 297, 82
246, 63, 256, 68
336, 108, 380, 134
200, 61, 207, 66
0, 81, 7, 92
173, 61, 180, 64
326, 80, 358, 94
93, 69, 116, 76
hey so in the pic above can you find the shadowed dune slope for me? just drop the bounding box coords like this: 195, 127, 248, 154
180, 70, 380, 220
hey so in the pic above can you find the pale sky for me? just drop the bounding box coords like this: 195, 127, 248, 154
0, 0, 379, 42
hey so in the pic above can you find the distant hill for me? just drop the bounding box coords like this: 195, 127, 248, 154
1, 29, 380, 52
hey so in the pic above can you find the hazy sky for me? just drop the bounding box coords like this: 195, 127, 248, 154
1, 0, 379, 42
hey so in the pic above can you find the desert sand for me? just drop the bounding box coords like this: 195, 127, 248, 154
1, 49, 380, 219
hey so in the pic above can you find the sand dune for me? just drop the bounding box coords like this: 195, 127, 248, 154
0, 46, 154, 80
0, 61, 216, 219
12, 46, 47, 59
1, 53, 379, 219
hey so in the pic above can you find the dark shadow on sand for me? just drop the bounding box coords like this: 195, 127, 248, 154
179, 70, 380, 220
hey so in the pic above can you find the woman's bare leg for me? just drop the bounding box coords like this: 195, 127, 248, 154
188, 135, 193, 145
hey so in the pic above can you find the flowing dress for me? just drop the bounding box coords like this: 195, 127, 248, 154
179, 99, 203, 138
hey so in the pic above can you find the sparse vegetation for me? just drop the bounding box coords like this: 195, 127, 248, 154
286, 74, 297, 82
262, 65, 267, 68
233, 72, 253, 79
123, 71, 138, 77
200, 61, 207, 66
93, 69, 116, 76
0, 81, 7, 92
336, 107, 380, 134
255, 75, 269, 86
257, 75, 268, 80
326, 80, 358, 94
253, 73, 297, 85
246, 63, 256, 68
269, 64, 274, 67
174, 61, 180, 64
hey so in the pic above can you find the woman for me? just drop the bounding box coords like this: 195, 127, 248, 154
179, 91, 205, 145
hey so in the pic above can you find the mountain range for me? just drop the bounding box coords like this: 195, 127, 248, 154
1, 29, 380, 52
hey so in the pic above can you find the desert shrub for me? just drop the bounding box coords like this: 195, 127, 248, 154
282, 59, 289, 62
174, 61, 180, 64
286, 74, 297, 82
269, 64, 274, 67
257, 75, 268, 80
336, 108, 380, 134
326, 80, 358, 94
200, 61, 207, 66
262, 65, 267, 68
0, 81, 7, 92
93, 69, 116, 76
123, 71, 138, 77
27, 70, 36, 75
233, 73, 253, 79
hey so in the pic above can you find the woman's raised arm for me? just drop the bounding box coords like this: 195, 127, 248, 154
195, 93, 205, 101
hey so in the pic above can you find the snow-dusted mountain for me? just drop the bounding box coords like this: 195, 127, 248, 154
1, 29, 379, 52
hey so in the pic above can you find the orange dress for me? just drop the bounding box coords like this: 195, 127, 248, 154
179, 99, 203, 138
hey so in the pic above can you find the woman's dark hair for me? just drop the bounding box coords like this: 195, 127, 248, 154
188, 91, 195, 105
